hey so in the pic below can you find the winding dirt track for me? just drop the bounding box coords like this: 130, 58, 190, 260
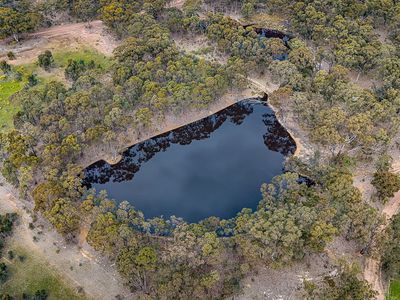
364, 191, 400, 299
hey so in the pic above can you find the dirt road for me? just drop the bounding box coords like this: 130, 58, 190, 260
0, 178, 133, 300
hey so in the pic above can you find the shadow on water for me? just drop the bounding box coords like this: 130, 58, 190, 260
84, 99, 296, 222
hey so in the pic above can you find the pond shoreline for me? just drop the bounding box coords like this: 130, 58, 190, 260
267, 101, 306, 159
84, 100, 296, 221
80, 87, 305, 169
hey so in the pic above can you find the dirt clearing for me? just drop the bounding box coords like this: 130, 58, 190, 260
0, 20, 119, 65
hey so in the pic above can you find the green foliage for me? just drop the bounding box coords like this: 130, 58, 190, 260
241, 1, 255, 18
288, 0, 383, 71
0, 61, 11, 75
0, 213, 17, 235
0, 131, 38, 185
382, 214, 400, 280
52, 48, 111, 69
64, 59, 95, 81
372, 171, 400, 203
235, 172, 338, 266
182, 0, 202, 16
99, 0, 167, 36
272, 64, 396, 155
0, 213, 16, 264
73, 0, 100, 22
0, 262, 8, 283
37, 51, 54, 71
0, 79, 25, 132
0, 6, 40, 41
44, 198, 80, 235
204, 14, 287, 71
27, 73, 38, 87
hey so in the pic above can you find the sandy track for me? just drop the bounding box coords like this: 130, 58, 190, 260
0, 178, 133, 300
363, 191, 400, 299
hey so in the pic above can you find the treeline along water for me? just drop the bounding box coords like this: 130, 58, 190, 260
84, 100, 296, 223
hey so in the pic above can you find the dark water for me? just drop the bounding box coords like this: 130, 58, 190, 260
84, 100, 295, 222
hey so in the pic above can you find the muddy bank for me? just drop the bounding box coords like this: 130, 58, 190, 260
267, 100, 312, 160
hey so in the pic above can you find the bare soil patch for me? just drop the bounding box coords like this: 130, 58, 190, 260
237, 254, 336, 300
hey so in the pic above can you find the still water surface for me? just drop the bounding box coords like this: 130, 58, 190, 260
84, 100, 295, 222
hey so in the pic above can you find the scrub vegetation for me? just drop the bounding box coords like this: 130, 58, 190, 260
1, 0, 400, 299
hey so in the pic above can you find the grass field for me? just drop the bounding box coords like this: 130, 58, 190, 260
0, 79, 25, 132
21, 47, 112, 78
387, 278, 400, 300
0, 246, 86, 300
53, 48, 112, 69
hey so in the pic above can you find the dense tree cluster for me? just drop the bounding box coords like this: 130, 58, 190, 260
161, 11, 290, 71
204, 14, 288, 69
270, 63, 398, 156
0, 0, 41, 41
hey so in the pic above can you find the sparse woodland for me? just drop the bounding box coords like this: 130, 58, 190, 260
1, 0, 400, 298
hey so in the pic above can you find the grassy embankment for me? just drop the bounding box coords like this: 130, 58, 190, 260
0, 47, 111, 132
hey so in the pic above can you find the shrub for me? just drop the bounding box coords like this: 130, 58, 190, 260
0, 60, 11, 75
38, 51, 54, 71
372, 170, 400, 202
27, 74, 38, 87
33, 289, 48, 300
7, 51, 15, 60
64, 59, 95, 81
0, 263, 8, 283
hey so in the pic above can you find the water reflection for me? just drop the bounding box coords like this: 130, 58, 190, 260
84, 99, 296, 222
262, 112, 295, 156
